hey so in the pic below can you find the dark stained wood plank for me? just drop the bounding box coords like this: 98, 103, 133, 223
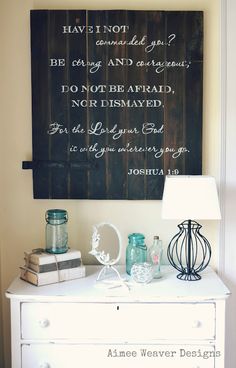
146, 11, 165, 199
164, 11, 187, 177
185, 12, 203, 174
31, 10, 51, 199
48, 10, 70, 199
164, 11, 203, 180
185, 62, 203, 173
67, 10, 89, 198
86, 10, 108, 199
106, 10, 128, 199
126, 11, 147, 199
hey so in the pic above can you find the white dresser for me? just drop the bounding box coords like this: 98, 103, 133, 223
6, 266, 230, 368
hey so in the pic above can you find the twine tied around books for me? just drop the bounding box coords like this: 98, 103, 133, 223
24, 248, 62, 282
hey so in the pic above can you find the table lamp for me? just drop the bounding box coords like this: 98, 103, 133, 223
162, 175, 221, 281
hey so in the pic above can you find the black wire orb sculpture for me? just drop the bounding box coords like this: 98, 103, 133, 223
167, 220, 211, 281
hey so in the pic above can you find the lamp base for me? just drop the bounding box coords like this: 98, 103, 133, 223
167, 220, 211, 282
177, 269, 201, 281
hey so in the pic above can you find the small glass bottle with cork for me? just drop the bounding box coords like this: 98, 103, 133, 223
148, 235, 163, 278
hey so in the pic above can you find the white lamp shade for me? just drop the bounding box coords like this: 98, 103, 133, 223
162, 175, 221, 220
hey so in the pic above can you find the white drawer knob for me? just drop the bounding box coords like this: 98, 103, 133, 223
192, 320, 201, 328
38, 318, 50, 328
39, 363, 50, 368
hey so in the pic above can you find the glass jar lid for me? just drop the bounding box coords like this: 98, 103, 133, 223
128, 233, 145, 245
46, 209, 68, 221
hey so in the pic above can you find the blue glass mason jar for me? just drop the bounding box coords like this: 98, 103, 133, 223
126, 233, 147, 275
45, 209, 68, 254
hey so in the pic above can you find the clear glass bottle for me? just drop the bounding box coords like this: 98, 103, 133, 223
126, 233, 147, 275
45, 209, 68, 254
148, 235, 163, 278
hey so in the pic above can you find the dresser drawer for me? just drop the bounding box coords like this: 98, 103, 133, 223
22, 343, 215, 368
21, 302, 215, 340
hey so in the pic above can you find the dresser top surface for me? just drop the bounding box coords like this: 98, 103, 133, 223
6, 265, 230, 302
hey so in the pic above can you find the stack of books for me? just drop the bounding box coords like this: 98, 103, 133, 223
20, 248, 85, 286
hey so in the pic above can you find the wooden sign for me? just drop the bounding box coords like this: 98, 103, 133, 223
25, 10, 203, 199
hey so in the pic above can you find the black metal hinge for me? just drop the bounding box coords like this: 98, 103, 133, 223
22, 160, 96, 170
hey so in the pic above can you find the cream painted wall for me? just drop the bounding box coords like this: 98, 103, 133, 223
222, 2, 236, 368
0, 0, 220, 366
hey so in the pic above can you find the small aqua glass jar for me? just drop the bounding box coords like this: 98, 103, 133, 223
126, 233, 147, 275
45, 209, 68, 254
